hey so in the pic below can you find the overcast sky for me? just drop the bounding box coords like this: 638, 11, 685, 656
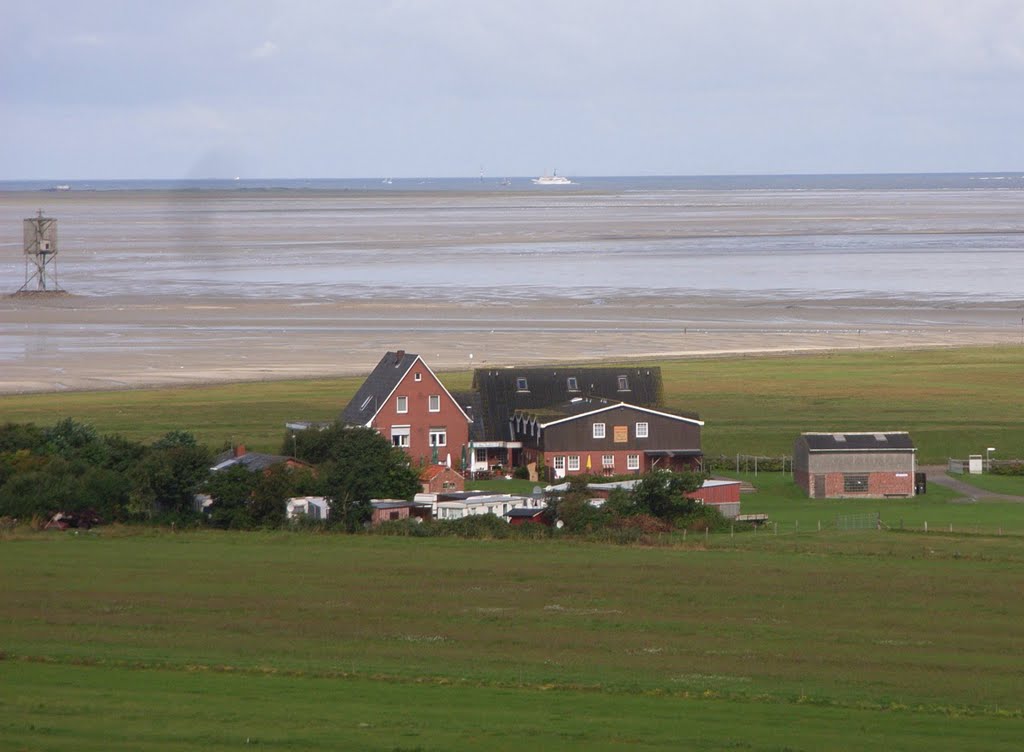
3, 1, 1023, 179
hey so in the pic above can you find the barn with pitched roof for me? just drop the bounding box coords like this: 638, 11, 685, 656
794, 432, 917, 498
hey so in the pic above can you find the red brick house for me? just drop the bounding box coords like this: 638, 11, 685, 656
513, 398, 704, 479
341, 351, 472, 468
793, 432, 916, 498
419, 464, 465, 494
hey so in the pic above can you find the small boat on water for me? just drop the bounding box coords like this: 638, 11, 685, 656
532, 170, 572, 185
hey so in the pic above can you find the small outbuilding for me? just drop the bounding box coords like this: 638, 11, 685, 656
505, 507, 549, 526
370, 499, 433, 525
794, 432, 916, 499
419, 464, 465, 494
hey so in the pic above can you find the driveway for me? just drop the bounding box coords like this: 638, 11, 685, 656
920, 465, 1024, 503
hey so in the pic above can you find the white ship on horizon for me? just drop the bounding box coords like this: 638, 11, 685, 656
532, 170, 573, 185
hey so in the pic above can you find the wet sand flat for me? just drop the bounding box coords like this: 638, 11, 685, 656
1, 188, 1022, 393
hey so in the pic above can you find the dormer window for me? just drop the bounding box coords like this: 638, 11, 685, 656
516, 377, 529, 392
617, 375, 629, 391
567, 377, 579, 392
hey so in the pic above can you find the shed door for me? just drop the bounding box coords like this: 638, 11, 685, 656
813, 475, 826, 499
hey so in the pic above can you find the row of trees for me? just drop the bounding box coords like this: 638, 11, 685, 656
0, 419, 419, 530
0, 418, 723, 536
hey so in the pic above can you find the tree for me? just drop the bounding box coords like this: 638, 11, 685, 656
43, 418, 108, 466
288, 425, 419, 531
545, 475, 607, 532
205, 465, 257, 528
630, 471, 704, 520
0, 422, 46, 454
130, 442, 212, 518
249, 465, 290, 528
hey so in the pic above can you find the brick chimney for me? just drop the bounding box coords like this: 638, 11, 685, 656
234, 444, 247, 457
395, 350, 405, 364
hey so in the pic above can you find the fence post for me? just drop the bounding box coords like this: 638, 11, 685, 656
683, 529, 687, 542
924, 521, 928, 533
795, 520, 799, 534
817, 520, 821, 532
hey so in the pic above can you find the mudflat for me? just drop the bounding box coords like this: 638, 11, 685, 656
1, 188, 1022, 393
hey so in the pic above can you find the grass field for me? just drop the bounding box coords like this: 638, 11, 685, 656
711, 471, 1024, 535
3, 530, 1024, 750
950, 472, 1024, 496
1, 346, 1022, 463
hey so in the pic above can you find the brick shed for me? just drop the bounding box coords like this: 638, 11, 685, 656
686, 478, 741, 518
794, 432, 916, 499
419, 464, 465, 494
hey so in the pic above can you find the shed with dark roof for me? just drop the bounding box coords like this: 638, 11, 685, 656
794, 432, 917, 498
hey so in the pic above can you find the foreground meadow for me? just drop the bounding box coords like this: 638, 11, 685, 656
1, 346, 1022, 463
3, 530, 1023, 750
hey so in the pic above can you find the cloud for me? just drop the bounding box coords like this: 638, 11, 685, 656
247, 40, 279, 60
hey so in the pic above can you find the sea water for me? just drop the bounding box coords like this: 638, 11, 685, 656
1, 174, 1022, 303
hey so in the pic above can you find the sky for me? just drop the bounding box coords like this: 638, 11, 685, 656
2, 0, 1024, 179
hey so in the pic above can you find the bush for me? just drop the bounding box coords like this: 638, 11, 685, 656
675, 505, 732, 533
991, 462, 1024, 476
611, 514, 671, 534
512, 465, 530, 480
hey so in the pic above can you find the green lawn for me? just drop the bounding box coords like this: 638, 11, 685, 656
2, 346, 1023, 463
950, 472, 1024, 496
713, 471, 1024, 535
3, 531, 1024, 749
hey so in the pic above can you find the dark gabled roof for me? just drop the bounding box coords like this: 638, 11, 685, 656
212, 452, 293, 472
513, 397, 701, 426
800, 432, 916, 451
472, 366, 664, 440
452, 390, 486, 441
340, 351, 419, 425
371, 500, 431, 509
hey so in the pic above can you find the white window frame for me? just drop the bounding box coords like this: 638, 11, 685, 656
636, 422, 649, 438
567, 456, 581, 471
553, 456, 565, 470
428, 394, 441, 412
391, 425, 411, 448
429, 429, 447, 447
602, 454, 615, 469
396, 395, 408, 414
617, 375, 630, 391
414, 372, 422, 382
567, 377, 579, 392
627, 454, 640, 470
593, 422, 606, 439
